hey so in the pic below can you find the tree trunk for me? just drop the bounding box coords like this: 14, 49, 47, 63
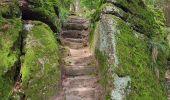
70, 0, 80, 13
164, 1, 170, 26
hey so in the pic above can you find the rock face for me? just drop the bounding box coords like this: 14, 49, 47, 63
91, 0, 168, 99
0, 1, 62, 99
0, 0, 63, 99
0, 0, 22, 99
21, 21, 60, 99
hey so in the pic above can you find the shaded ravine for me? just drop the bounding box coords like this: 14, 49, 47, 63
54, 16, 104, 100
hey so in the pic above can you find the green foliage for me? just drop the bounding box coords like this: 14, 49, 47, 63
144, 0, 166, 6
80, 0, 103, 10
80, 0, 105, 17
0, 17, 22, 100
21, 21, 60, 99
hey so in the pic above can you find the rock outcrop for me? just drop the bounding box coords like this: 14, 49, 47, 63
0, 0, 62, 99
91, 0, 168, 99
19, 21, 61, 99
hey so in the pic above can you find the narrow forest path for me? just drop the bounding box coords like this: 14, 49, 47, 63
54, 16, 103, 100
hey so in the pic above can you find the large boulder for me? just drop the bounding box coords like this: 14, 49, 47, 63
21, 21, 60, 99
91, 0, 168, 99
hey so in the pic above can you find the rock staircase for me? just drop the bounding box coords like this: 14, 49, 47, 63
54, 16, 103, 100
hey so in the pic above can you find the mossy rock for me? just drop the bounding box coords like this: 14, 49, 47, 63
22, 0, 61, 32
106, 0, 167, 38
93, 13, 167, 99
113, 15, 167, 100
21, 21, 61, 99
0, 0, 20, 18
0, 17, 22, 99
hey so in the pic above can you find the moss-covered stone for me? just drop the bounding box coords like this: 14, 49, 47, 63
0, 0, 20, 18
0, 16, 22, 99
91, 0, 169, 99
22, 0, 61, 32
21, 21, 60, 99
114, 15, 167, 100
93, 13, 167, 100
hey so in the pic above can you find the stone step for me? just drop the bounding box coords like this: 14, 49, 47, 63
168, 61, 170, 65
68, 16, 88, 22
69, 48, 92, 58
65, 87, 95, 100
61, 30, 88, 38
66, 95, 93, 100
61, 30, 82, 38
73, 55, 95, 65
63, 23, 89, 30
63, 76, 98, 89
61, 39, 85, 49
64, 55, 96, 66
64, 38, 84, 43
64, 65, 96, 76
67, 19, 89, 24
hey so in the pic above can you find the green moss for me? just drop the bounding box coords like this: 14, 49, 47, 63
0, 0, 20, 18
109, 0, 166, 38
90, 0, 169, 99
95, 49, 113, 100
21, 21, 60, 99
0, 17, 22, 99
24, 0, 62, 32
30, 7, 61, 32
113, 16, 167, 100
